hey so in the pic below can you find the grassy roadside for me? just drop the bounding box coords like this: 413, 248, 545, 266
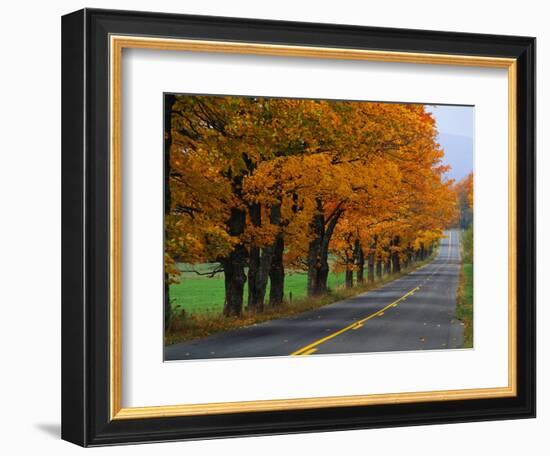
170, 267, 345, 315
165, 252, 437, 346
456, 226, 473, 348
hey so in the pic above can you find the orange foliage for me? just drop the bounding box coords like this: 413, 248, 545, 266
166, 96, 459, 285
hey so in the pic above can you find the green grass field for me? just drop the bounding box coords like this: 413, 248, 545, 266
166, 255, 436, 345
456, 263, 473, 348
170, 263, 345, 315
461, 264, 473, 307
456, 225, 474, 348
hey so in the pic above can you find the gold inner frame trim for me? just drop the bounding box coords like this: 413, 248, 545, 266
109, 34, 518, 421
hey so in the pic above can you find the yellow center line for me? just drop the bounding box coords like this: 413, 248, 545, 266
291, 230, 456, 357
291, 285, 420, 356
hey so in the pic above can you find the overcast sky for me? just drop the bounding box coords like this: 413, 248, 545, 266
426, 105, 474, 182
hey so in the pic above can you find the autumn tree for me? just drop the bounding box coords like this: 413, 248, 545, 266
455, 173, 474, 229
301, 103, 453, 295
168, 97, 343, 315
165, 95, 459, 322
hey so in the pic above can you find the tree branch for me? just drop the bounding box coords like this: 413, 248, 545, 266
180, 266, 224, 277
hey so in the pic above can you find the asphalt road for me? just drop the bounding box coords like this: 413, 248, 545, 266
165, 229, 464, 361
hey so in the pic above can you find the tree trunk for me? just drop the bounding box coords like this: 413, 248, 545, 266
256, 246, 273, 309
163, 94, 176, 330
268, 204, 285, 307
354, 239, 365, 284
222, 202, 247, 317
317, 255, 330, 294
392, 253, 400, 273
376, 259, 383, 280
391, 236, 401, 273
269, 235, 285, 307
247, 244, 260, 311
222, 249, 247, 317
247, 203, 265, 313
367, 252, 375, 283
345, 267, 353, 288
307, 199, 343, 296
319, 208, 342, 293
306, 211, 323, 296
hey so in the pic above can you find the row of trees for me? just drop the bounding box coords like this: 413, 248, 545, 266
455, 172, 473, 229
164, 95, 458, 326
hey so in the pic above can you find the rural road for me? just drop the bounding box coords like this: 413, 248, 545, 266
165, 229, 464, 361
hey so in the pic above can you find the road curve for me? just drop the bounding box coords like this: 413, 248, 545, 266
165, 229, 463, 361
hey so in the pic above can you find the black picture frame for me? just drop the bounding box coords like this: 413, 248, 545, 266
62, 8, 536, 447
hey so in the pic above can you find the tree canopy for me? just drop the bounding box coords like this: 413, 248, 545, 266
164, 95, 459, 321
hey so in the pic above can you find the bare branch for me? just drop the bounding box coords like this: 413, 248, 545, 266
180, 267, 224, 278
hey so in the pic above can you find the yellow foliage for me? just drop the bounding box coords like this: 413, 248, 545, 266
165, 95, 460, 279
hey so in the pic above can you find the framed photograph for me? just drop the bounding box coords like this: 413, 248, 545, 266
61, 8, 535, 446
